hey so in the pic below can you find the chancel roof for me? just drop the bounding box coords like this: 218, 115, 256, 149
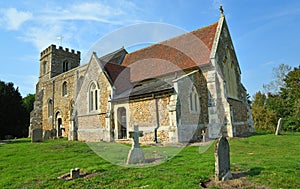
98, 21, 218, 97
121, 22, 218, 82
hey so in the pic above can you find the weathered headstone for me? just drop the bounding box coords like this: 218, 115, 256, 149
43, 130, 51, 140
127, 126, 145, 164
70, 168, 80, 179
51, 129, 57, 138
215, 136, 232, 181
275, 118, 283, 135
32, 128, 43, 142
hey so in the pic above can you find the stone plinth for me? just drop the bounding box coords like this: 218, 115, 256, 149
127, 148, 145, 164
127, 126, 145, 164
70, 168, 80, 179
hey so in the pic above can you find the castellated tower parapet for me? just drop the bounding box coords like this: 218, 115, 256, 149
39, 44, 81, 80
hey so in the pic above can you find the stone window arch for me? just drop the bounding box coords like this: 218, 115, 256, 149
189, 86, 200, 113
63, 60, 69, 72
89, 81, 99, 112
42, 61, 47, 74
48, 99, 53, 117
62, 81, 68, 96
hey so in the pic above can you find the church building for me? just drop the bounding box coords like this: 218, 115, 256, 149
29, 12, 254, 144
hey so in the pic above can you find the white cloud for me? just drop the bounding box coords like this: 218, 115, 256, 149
71, 2, 123, 17
20, 25, 62, 50
42, 1, 143, 25
38, 2, 125, 25
15, 1, 143, 51
1, 8, 32, 30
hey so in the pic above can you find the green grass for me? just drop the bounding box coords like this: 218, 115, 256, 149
0, 132, 299, 188
230, 132, 300, 188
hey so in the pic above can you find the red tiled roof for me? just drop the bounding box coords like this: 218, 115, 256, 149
121, 22, 218, 82
103, 62, 126, 83
103, 62, 132, 94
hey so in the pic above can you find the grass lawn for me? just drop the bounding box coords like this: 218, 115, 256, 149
0, 132, 299, 188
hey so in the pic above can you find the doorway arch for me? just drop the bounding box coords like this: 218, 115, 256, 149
117, 107, 127, 139
55, 111, 63, 137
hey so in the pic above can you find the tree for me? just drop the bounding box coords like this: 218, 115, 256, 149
253, 65, 300, 132
263, 64, 291, 94
251, 92, 278, 132
22, 93, 35, 132
23, 94, 35, 114
0, 80, 27, 139
279, 66, 300, 131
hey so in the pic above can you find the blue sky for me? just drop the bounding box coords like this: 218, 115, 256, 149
0, 0, 299, 97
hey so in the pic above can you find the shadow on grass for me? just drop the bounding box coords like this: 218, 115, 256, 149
247, 167, 264, 176
232, 167, 264, 179
252, 131, 273, 136
0, 138, 31, 144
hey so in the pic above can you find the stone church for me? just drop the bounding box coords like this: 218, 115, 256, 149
30, 12, 254, 144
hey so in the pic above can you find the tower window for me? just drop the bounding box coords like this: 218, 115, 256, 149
62, 81, 67, 96
42, 61, 47, 74
89, 82, 99, 112
63, 60, 69, 72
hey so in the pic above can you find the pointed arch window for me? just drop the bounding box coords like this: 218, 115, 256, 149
89, 82, 99, 112
62, 81, 67, 96
48, 99, 53, 117
189, 86, 200, 113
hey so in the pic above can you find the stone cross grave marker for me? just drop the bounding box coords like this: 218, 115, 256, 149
215, 136, 232, 181
127, 125, 145, 164
275, 118, 283, 135
32, 128, 43, 142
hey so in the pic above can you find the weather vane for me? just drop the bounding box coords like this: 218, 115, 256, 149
56, 35, 63, 46
219, 5, 224, 14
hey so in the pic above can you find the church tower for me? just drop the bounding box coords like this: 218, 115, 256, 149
29, 44, 82, 139
39, 44, 81, 82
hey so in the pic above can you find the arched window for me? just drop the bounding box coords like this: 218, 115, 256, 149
189, 86, 200, 113
62, 81, 67, 96
63, 60, 69, 72
42, 61, 47, 74
89, 82, 99, 112
48, 99, 53, 117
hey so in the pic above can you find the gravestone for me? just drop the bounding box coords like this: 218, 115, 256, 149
70, 168, 80, 179
127, 126, 145, 164
275, 118, 283, 135
32, 128, 43, 142
201, 130, 206, 142
43, 130, 51, 140
215, 136, 232, 181
51, 129, 57, 138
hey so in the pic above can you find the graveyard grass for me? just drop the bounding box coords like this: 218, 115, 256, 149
1, 132, 300, 189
